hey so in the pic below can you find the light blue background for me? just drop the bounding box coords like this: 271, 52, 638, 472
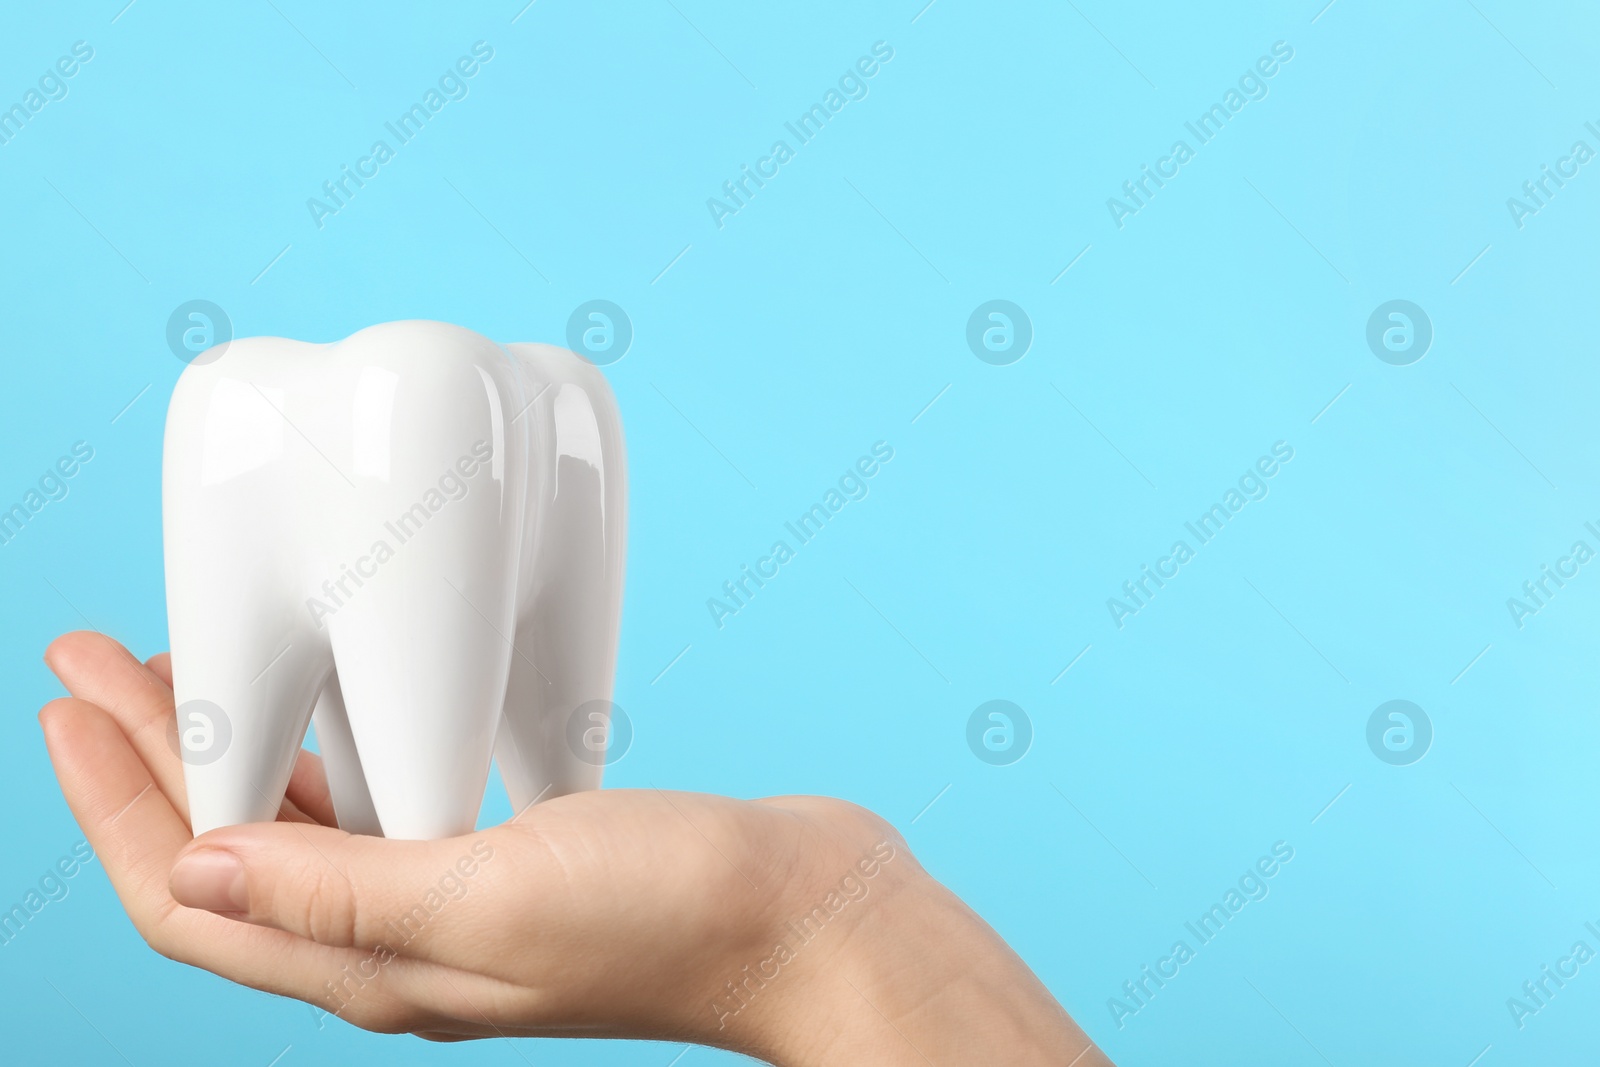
3, 1, 1597, 1063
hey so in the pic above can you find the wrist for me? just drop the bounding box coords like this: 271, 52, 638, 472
686, 799, 1108, 1066
679, 804, 913, 1061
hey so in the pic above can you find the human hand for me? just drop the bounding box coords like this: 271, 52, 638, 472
40, 630, 1111, 1065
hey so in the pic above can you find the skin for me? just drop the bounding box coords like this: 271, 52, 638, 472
39, 629, 1113, 1065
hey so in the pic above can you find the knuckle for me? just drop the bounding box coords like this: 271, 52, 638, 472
138, 909, 184, 963
287, 857, 361, 947
140, 925, 178, 962
345, 999, 415, 1035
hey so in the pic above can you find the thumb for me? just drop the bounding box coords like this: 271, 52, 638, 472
169, 821, 505, 970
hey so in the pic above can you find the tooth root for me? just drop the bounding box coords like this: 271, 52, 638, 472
316, 331, 529, 841
495, 348, 627, 809
328, 588, 512, 840
495, 618, 597, 812
167, 605, 330, 836
164, 348, 335, 836
492, 716, 542, 814
310, 673, 382, 836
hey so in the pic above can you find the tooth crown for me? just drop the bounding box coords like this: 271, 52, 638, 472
162, 321, 626, 840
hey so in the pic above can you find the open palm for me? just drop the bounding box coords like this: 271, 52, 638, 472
39, 629, 909, 1056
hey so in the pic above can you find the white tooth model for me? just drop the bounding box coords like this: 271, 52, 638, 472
162, 321, 626, 840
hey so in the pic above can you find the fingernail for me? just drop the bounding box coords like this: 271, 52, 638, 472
170, 850, 249, 913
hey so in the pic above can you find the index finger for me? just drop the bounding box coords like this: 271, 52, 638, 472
38, 696, 438, 1030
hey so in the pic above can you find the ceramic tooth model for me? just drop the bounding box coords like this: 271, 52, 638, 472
162, 320, 626, 840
